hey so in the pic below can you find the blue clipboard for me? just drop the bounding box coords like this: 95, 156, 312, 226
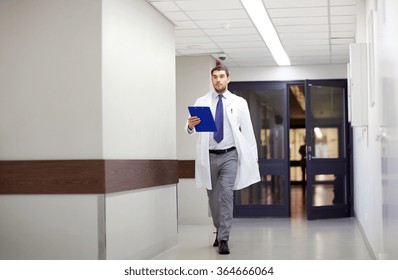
188, 106, 217, 132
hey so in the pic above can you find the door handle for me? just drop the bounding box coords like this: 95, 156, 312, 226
308, 154, 316, 160
306, 145, 313, 160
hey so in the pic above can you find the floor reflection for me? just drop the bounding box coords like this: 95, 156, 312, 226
290, 185, 306, 218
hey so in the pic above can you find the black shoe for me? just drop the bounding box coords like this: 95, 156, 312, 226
213, 233, 218, 247
218, 240, 230, 255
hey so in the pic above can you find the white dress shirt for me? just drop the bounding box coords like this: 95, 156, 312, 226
208, 91, 235, 150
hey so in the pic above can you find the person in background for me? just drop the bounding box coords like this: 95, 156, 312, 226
186, 65, 260, 255
299, 138, 306, 185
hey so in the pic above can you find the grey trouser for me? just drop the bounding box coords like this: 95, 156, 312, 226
207, 149, 238, 242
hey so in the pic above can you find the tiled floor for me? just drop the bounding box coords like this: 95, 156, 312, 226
154, 186, 372, 260
153, 217, 372, 260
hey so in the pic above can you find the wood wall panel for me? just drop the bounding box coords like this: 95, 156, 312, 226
105, 160, 179, 193
0, 160, 180, 194
0, 160, 105, 194
178, 160, 195, 178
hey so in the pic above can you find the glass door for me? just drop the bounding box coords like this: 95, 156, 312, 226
229, 82, 290, 217
305, 80, 351, 220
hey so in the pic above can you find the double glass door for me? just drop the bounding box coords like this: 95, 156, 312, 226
229, 80, 351, 220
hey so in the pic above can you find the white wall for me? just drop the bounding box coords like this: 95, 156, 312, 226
0, 0, 102, 160
351, 0, 398, 259
0, 195, 101, 260
351, 0, 385, 259
0, 0, 177, 260
102, 0, 176, 160
230, 64, 347, 81
102, 0, 178, 259
378, 0, 398, 260
106, 186, 177, 259
176, 56, 214, 160
176, 56, 214, 225
0, 0, 103, 260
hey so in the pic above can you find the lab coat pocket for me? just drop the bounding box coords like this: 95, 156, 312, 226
227, 104, 242, 127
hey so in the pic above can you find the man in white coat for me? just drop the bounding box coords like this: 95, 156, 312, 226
186, 65, 260, 255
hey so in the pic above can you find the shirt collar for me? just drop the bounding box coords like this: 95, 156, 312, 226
213, 90, 231, 99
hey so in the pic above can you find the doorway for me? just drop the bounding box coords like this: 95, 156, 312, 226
289, 84, 307, 218
229, 80, 351, 220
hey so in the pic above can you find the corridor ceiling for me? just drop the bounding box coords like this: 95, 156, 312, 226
146, 0, 357, 67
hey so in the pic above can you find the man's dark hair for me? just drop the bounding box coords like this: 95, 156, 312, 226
211, 65, 230, 77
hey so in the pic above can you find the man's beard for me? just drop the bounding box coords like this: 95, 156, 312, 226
214, 84, 226, 93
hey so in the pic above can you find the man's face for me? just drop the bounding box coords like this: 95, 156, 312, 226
212, 70, 230, 94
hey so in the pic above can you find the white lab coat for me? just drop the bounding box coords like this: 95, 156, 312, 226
186, 91, 261, 190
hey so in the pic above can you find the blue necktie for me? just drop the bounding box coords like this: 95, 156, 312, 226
214, 95, 224, 143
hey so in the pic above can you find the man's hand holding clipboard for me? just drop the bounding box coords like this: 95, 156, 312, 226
188, 106, 217, 132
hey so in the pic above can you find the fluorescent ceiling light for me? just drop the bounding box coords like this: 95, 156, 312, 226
241, 0, 290, 66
